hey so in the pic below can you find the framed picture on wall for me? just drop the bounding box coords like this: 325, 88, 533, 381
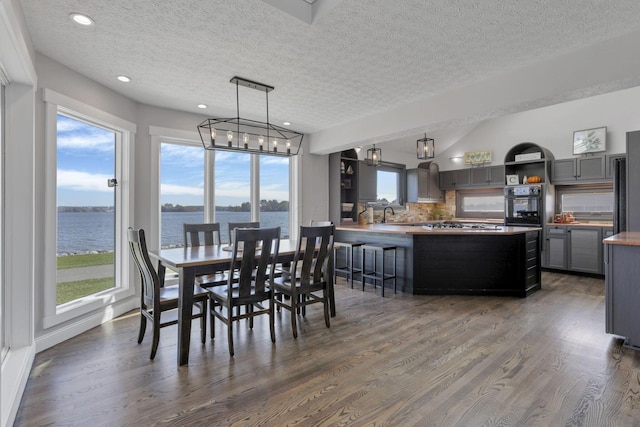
573, 127, 606, 155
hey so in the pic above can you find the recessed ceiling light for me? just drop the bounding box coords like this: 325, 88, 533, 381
283, 121, 291, 126
116, 75, 131, 83
197, 104, 208, 109
70, 13, 94, 26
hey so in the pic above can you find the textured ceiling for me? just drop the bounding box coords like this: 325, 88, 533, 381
18, 0, 640, 152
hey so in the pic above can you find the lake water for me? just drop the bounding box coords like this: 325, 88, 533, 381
57, 211, 290, 254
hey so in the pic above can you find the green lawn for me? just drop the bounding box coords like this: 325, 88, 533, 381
57, 253, 116, 305
57, 252, 114, 269
56, 277, 114, 305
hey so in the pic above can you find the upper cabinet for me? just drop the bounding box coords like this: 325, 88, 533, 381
407, 162, 444, 203
440, 165, 504, 190
550, 153, 626, 183
358, 160, 378, 202
470, 165, 505, 187
550, 156, 606, 183
439, 169, 470, 189
605, 153, 626, 179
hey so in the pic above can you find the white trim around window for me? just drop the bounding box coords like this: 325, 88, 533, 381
42, 89, 137, 329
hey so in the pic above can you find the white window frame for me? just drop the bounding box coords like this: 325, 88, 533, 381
0, 72, 6, 362
150, 126, 300, 250
42, 89, 136, 328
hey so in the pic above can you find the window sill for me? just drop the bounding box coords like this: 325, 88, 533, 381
43, 286, 135, 329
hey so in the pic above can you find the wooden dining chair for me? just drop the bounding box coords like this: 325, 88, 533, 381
208, 226, 280, 356
183, 223, 227, 287
183, 222, 221, 247
227, 221, 260, 245
127, 228, 209, 359
273, 224, 334, 338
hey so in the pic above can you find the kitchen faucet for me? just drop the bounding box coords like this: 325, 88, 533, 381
382, 206, 395, 223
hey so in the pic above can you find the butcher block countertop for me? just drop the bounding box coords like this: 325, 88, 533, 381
603, 232, 640, 246
335, 223, 541, 235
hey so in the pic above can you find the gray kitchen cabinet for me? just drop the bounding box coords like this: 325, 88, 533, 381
567, 227, 602, 274
605, 154, 626, 179
604, 241, 640, 348
544, 226, 567, 270
603, 227, 613, 272
544, 225, 609, 274
358, 160, 377, 201
470, 165, 505, 187
629, 131, 640, 232
439, 169, 470, 189
407, 162, 444, 203
551, 156, 606, 183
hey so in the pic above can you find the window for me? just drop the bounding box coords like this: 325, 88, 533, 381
260, 156, 290, 238
215, 151, 252, 243
157, 140, 294, 244
456, 188, 505, 219
56, 114, 118, 305
160, 143, 204, 248
43, 89, 135, 328
374, 163, 406, 206
556, 184, 613, 221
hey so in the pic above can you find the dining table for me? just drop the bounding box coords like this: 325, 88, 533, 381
154, 240, 335, 365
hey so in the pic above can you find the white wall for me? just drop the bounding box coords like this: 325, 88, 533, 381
434, 86, 640, 171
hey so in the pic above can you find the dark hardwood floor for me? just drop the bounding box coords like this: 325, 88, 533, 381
15, 272, 640, 426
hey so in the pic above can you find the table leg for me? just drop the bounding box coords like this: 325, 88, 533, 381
178, 266, 196, 366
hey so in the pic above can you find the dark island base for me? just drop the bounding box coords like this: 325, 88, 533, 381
413, 232, 541, 297
335, 229, 541, 298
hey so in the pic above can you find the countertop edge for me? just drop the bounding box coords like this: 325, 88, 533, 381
336, 224, 541, 236
603, 232, 640, 246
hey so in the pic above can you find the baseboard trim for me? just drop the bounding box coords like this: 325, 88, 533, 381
1, 345, 36, 427
36, 299, 137, 353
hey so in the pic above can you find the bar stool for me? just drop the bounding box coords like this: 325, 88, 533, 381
333, 241, 364, 287
361, 244, 397, 296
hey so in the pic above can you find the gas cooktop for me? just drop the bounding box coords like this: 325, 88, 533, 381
422, 222, 503, 230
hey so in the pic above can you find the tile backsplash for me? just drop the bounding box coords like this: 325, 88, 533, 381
358, 190, 457, 223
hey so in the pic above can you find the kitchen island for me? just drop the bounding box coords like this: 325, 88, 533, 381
335, 223, 542, 297
603, 232, 640, 349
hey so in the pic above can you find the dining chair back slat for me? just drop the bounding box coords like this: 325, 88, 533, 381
227, 221, 260, 244
184, 223, 221, 247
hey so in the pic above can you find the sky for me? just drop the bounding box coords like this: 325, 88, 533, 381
57, 114, 290, 207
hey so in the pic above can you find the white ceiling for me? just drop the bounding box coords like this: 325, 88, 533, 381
18, 0, 640, 154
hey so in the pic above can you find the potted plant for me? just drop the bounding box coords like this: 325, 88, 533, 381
430, 207, 446, 220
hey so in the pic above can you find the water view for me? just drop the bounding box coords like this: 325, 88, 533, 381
57, 210, 290, 254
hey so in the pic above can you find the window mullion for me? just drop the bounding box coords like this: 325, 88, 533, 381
250, 154, 260, 222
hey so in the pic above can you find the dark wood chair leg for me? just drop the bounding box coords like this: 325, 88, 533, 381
150, 311, 161, 360
290, 293, 298, 339
137, 312, 147, 344
200, 300, 207, 344
269, 304, 275, 343
227, 307, 235, 356
323, 289, 330, 328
